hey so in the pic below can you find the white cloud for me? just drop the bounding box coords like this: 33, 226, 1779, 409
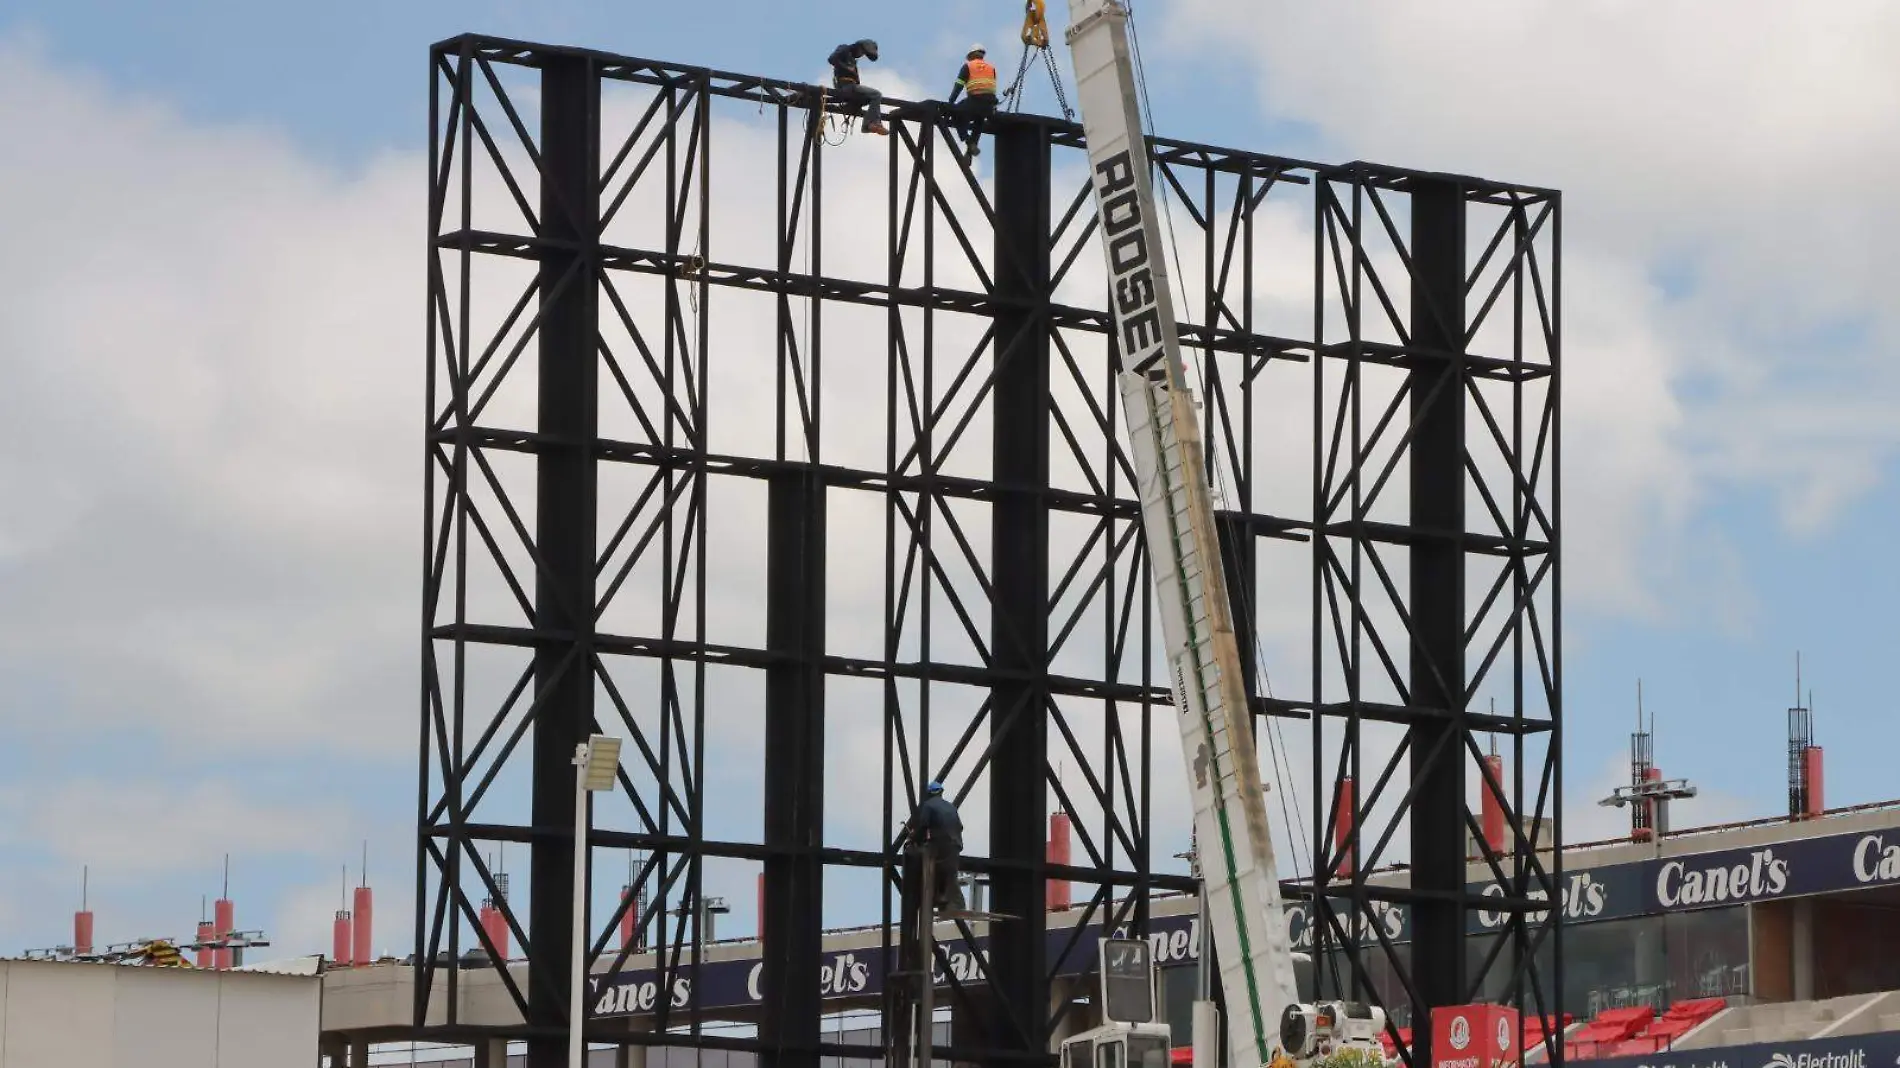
0, 778, 351, 877
1168, 0, 1900, 620
9, 6, 1863, 958
0, 35, 420, 754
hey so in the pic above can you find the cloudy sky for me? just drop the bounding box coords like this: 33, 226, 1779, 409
1, 0, 1897, 962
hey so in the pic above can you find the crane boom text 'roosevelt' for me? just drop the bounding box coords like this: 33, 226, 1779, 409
1092, 150, 1166, 373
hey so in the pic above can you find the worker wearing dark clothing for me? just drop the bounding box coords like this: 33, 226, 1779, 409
946, 45, 999, 156
911, 781, 965, 912
828, 39, 889, 136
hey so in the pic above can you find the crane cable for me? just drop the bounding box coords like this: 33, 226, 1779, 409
1124, 4, 1313, 885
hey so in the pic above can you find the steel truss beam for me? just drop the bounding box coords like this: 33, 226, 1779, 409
420, 34, 1561, 1068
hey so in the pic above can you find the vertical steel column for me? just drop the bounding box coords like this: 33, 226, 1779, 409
529, 54, 600, 1068
1215, 519, 1259, 705
762, 468, 827, 1068
1211, 519, 1250, 1064
1407, 178, 1468, 1036
988, 119, 1052, 1055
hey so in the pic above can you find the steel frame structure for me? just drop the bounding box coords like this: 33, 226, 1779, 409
419, 33, 1562, 1068
1306, 167, 1564, 1055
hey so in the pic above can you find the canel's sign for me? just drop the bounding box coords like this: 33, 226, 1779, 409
1654, 847, 1790, 908
586, 912, 1201, 1018
1851, 833, 1900, 883
1476, 870, 1610, 929
586, 820, 1900, 1015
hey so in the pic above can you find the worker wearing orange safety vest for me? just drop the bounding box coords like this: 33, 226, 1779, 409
946, 45, 999, 157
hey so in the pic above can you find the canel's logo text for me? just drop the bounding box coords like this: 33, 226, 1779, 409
1655, 848, 1789, 907
1285, 901, 1404, 950
1477, 871, 1605, 928
743, 952, 873, 1002
594, 975, 692, 1015
1852, 835, 1900, 884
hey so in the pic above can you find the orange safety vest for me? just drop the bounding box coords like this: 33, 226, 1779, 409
963, 59, 998, 96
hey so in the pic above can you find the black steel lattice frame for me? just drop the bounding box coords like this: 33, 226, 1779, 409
1306, 167, 1563, 1059
417, 32, 1562, 1068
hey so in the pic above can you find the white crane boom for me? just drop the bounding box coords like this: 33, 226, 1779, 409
1063, 2, 1299, 1066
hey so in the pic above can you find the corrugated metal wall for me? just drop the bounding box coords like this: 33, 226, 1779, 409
0, 959, 320, 1068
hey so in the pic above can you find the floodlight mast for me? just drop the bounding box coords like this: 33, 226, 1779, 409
571, 734, 622, 1068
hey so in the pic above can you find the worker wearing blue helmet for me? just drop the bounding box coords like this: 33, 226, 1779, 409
910, 780, 965, 912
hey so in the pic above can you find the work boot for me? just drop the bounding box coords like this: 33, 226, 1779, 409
864, 120, 889, 136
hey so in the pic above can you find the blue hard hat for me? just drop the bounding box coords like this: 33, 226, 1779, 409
926, 781, 945, 795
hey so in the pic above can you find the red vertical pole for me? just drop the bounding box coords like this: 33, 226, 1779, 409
1334, 777, 1356, 876
333, 912, 354, 966
1804, 747, 1826, 818
481, 903, 510, 961
1480, 753, 1507, 854
213, 898, 235, 970
74, 910, 94, 957
1046, 812, 1072, 910
620, 886, 638, 950
353, 885, 374, 964
1637, 766, 1663, 841
195, 920, 215, 968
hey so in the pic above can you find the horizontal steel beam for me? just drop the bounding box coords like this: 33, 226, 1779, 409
432, 231, 1313, 364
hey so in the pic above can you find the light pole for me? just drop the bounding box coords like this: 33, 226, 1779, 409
572, 734, 623, 1068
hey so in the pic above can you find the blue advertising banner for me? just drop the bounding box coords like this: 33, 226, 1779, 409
1287, 822, 1900, 949
588, 823, 1900, 1016
1644, 826, 1900, 911
1587, 1029, 1900, 1068
588, 910, 1204, 1017
1285, 855, 1653, 950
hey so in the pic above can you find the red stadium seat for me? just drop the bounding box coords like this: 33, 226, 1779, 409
1575, 1006, 1655, 1046
1664, 998, 1727, 1022
1645, 1017, 1696, 1043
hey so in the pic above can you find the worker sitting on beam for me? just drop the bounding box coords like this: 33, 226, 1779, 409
827, 38, 889, 136
946, 44, 999, 158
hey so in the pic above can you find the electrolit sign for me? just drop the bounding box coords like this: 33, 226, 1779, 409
1654, 847, 1790, 908
1584, 1029, 1900, 1068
